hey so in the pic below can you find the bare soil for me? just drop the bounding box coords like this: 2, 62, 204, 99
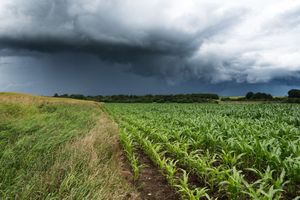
119, 148, 180, 200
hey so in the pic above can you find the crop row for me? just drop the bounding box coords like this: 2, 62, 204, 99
104, 103, 300, 199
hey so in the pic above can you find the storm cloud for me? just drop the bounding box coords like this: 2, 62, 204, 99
0, 0, 300, 95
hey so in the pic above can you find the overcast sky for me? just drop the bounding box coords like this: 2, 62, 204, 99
0, 0, 300, 96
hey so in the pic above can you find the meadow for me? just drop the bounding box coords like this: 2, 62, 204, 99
0, 93, 135, 199
105, 103, 300, 199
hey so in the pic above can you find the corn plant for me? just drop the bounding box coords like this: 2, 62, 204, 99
219, 167, 245, 200
164, 158, 178, 186
176, 170, 211, 200
106, 103, 300, 199
119, 129, 141, 181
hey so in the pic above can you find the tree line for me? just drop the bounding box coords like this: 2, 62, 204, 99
53, 93, 219, 103
245, 89, 300, 102
53, 89, 300, 103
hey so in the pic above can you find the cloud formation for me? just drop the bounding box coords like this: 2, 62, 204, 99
0, 0, 300, 85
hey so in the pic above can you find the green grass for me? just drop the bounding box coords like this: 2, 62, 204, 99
0, 102, 99, 198
0, 94, 135, 199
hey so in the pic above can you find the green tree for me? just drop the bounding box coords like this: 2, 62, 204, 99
245, 92, 254, 99
288, 89, 300, 98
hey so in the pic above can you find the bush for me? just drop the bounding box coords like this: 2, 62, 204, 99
253, 92, 273, 100
288, 89, 300, 98
221, 97, 231, 101
69, 94, 87, 100
285, 98, 300, 104
245, 92, 273, 100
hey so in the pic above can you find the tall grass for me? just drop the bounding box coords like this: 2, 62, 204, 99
0, 94, 136, 199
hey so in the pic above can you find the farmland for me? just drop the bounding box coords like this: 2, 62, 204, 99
105, 103, 300, 199
1, 93, 300, 200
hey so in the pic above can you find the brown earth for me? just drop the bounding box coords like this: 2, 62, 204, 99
119, 148, 180, 200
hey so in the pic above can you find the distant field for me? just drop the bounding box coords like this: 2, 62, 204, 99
105, 103, 300, 199
0, 93, 134, 199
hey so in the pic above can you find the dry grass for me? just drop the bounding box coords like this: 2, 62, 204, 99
0, 92, 95, 105
41, 111, 139, 200
0, 93, 138, 199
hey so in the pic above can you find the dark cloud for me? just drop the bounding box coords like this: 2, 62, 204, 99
0, 0, 300, 95
1, 56, 297, 96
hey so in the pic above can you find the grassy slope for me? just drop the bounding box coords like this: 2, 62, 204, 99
0, 93, 136, 199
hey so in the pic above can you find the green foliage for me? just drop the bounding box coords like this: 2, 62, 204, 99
288, 89, 300, 98
120, 129, 141, 181
245, 92, 273, 100
54, 93, 219, 103
0, 102, 100, 199
106, 103, 300, 199
285, 98, 300, 104
176, 170, 210, 200
246, 92, 255, 99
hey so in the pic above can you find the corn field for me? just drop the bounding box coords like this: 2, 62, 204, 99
104, 103, 300, 200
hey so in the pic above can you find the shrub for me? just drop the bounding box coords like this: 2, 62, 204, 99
288, 89, 300, 98
245, 92, 273, 100
285, 98, 300, 104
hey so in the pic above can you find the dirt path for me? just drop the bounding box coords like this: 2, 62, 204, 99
104, 108, 180, 200
44, 108, 140, 200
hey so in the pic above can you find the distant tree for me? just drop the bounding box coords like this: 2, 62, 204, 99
245, 92, 272, 100
253, 92, 273, 100
221, 97, 231, 101
60, 94, 69, 98
62, 93, 219, 103
53, 93, 59, 97
288, 89, 300, 98
70, 94, 86, 100
245, 92, 254, 99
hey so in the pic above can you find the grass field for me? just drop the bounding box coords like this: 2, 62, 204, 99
0, 93, 135, 199
105, 103, 300, 199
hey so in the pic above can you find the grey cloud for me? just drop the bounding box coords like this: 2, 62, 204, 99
0, 0, 300, 86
